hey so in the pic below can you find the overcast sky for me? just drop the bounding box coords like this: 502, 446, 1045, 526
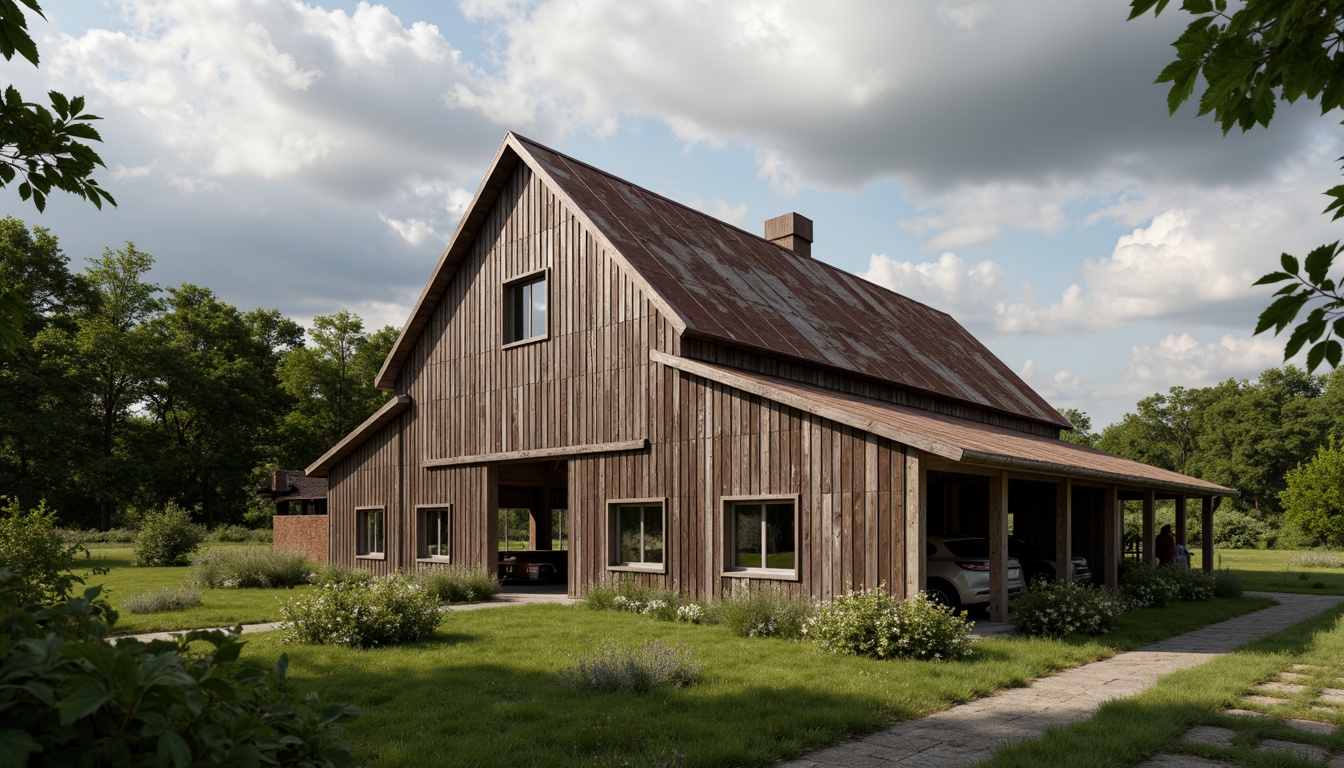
9, 0, 1340, 428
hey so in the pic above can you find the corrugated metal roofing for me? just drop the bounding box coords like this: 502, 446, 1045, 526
515, 136, 1071, 429
653, 351, 1235, 496
377, 133, 1070, 429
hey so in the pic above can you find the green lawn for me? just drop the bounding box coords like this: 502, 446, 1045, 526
80, 542, 315, 635
983, 604, 1344, 767
235, 597, 1269, 768
1194, 548, 1344, 595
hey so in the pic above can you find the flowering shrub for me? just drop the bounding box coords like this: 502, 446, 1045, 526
558, 639, 702, 694
1119, 562, 1181, 608
188, 547, 312, 589
280, 574, 441, 648
416, 564, 500, 603
805, 588, 975, 661
706, 587, 813, 639
675, 603, 705, 624
584, 581, 683, 621
1163, 566, 1215, 601
123, 585, 204, 614
1010, 579, 1125, 638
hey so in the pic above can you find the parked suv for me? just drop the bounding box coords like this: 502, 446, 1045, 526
925, 535, 1026, 612
1007, 536, 1091, 585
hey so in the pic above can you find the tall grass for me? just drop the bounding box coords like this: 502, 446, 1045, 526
187, 547, 312, 589
415, 565, 499, 603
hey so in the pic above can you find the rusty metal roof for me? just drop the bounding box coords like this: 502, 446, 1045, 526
256, 470, 328, 500
376, 133, 1068, 429
653, 351, 1235, 496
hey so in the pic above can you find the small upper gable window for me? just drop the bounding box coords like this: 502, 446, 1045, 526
504, 271, 547, 345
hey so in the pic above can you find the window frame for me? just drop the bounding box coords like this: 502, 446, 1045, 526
502, 268, 550, 348
606, 497, 667, 574
416, 504, 453, 562
721, 494, 801, 581
355, 506, 386, 560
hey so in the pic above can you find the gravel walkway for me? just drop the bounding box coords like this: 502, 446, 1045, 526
783, 592, 1344, 768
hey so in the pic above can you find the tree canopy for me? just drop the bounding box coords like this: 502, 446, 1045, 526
1281, 437, 1344, 545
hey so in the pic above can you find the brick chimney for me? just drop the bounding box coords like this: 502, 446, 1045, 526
764, 213, 813, 258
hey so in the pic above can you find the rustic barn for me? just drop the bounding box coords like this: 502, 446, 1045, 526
306, 133, 1233, 620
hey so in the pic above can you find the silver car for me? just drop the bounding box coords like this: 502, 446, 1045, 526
925, 535, 1026, 612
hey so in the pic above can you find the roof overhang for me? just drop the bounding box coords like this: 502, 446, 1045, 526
305, 395, 412, 478
650, 350, 1236, 497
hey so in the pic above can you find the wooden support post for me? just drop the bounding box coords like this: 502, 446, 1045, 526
1175, 495, 1187, 548
1055, 479, 1073, 583
1202, 496, 1215, 574
989, 470, 1009, 622
1103, 485, 1119, 588
1141, 490, 1155, 566
904, 449, 926, 599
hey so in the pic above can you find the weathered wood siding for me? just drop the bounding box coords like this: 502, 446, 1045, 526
571, 368, 914, 601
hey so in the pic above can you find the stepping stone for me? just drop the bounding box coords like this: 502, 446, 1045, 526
1225, 708, 1271, 719
1322, 688, 1344, 704
1285, 718, 1337, 735
1258, 682, 1309, 695
1181, 726, 1236, 748
1292, 663, 1324, 670
1135, 755, 1233, 767
1245, 695, 1291, 706
1278, 671, 1311, 682
1312, 706, 1338, 714
1327, 755, 1344, 768
1256, 738, 1329, 762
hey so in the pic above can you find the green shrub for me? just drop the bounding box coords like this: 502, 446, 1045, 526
558, 639, 702, 694
0, 497, 101, 604
1212, 509, 1269, 549
134, 503, 204, 566
1163, 566, 1215, 601
0, 571, 359, 767
123, 585, 204, 613
188, 547, 312, 589
311, 563, 372, 587
1119, 561, 1180, 608
1213, 567, 1244, 598
207, 523, 254, 542
416, 564, 500, 603
280, 574, 441, 648
1010, 579, 1125, 638
804, 588, 976, 661
705, 587, 813, 638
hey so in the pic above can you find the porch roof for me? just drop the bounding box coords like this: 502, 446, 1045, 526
652, 351, 1236, 497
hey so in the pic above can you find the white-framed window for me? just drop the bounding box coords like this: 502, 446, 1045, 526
724, 496, 798, 578
608, 499, 665, 571
356, 507, 385, 558
418, 505, 452, 560
503, 270, 547, 345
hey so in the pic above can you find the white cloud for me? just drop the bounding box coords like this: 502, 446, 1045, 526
687, 197, 748, 227
862, 251, 1009, 327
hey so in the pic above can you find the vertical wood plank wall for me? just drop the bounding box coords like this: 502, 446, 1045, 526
326, 162, 934, 599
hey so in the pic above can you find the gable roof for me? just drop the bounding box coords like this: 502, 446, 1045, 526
377, 133, 1070, 430
305, 395, 412, 478
256, 470, 327, 500
653, 351, 1234, 496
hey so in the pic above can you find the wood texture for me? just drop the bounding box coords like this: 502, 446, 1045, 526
1142, 490, 1156, 565
422, 439, 648, 468
989, 470, 1009, 622
1103, 485, 1120, 588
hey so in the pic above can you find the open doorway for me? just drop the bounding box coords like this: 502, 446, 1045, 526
494, 460, 569, 591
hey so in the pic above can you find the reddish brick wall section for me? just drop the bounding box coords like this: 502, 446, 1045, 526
273, 515, 328, 564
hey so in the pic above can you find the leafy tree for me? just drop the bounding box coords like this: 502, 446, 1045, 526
1057, 407, 1099, 448
1098, 387, 1206, 473
75, 245, 160, 530
1280, 436, 1344, 545
142, 285, 287, 526
1129, 0, 1344, 370
0, 218, 97, 519
276, 311, 394, 467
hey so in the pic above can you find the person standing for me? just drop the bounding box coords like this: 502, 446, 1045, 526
1156, 524, 1176, 566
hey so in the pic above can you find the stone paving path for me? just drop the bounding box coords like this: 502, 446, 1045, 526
783, 592, 1344, 768
111, 588, 575, 644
